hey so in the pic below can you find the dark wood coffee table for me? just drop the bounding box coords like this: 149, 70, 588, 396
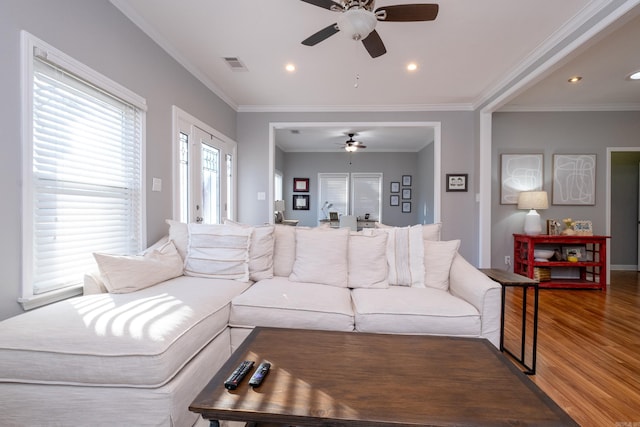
190, 327, 577, 426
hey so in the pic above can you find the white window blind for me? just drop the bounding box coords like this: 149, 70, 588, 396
318, 173, 349, 216
351, 173, 382, 220
25, 37, 145, 299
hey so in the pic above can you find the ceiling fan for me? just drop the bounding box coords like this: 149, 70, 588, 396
341, 133, 367, 152
300, 0, 439, 58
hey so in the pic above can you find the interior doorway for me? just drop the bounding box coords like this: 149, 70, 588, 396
607, 147, 640, 276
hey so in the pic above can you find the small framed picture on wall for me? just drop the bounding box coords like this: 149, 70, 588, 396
293, 177, 309, 192
402, 201, 411, 213
390, 182, 400, 193
292, 194, 309, 210
390, 195, 399, 206
446, 174, 468, 192
402, 175, 412, 186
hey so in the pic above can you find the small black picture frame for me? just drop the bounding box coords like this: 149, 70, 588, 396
293, 177, 309, 192
390, 195, 399, 206
402, 201, 412, 213
446, 173, 468, 192
402, 175, 412, 186
390, 181, 400, 193
292, 194, 310, 210
402, 188, 411, 200
329, 211, 339, 221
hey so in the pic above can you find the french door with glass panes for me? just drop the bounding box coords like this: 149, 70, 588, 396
175, 109, 235, 224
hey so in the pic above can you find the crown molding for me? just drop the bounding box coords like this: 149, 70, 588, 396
236, 103, 474, 113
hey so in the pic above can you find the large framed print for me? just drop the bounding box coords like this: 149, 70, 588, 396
552, 154, 596, 205
500, 154, 543, 204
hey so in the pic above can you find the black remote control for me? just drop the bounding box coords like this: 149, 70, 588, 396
248, 362, 271, 387
224, 360, 254, 390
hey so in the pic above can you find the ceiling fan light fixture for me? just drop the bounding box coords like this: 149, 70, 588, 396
337, 9, 377, 41
345, 144, 358, 152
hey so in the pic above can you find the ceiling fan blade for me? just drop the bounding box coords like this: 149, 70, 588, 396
300, 0, 343, 11
376, 4, 439, 22
302, 23, 340, 46
362, 30, 386, 58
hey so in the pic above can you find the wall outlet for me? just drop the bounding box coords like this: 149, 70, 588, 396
504, 255, 511, 265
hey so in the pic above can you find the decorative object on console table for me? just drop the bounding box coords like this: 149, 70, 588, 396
292, 194, 309, 210
500, 154, 543, 204
446, 173, 468, 192
513, 233, 608, 290
517, 191, 548, 235
552, 154, 596, 205
546, 219, 561, 235
573, 220, 593, 236
293, 177, 309, 192
274, 200, 285, 223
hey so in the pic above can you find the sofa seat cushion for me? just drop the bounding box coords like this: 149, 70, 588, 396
229, 277, 355, 331
351, 287, 481, 337
0, 276, 250, 388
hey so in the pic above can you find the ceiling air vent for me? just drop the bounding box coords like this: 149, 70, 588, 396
223, 57, 248, 72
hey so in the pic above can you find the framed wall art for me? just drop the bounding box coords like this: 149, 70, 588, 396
446, 174, 468, 192
390, 181, 400, 193
402, 201, 411, 213
390, 195, 399, 206
292, 194, 309, 210
402, 188, 411, 200
293, 177, 309, 192
402, 175, 412, 186
552, 154, 596, 205
500, 154, 543, 204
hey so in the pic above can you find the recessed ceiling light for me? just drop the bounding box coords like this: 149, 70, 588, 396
568, 76, 582, 83
407, 63, 418, 71
628, 70, 640, 80
285, 63, 296, 72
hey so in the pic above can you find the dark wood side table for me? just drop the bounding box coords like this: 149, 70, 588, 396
480, 268, 539, 375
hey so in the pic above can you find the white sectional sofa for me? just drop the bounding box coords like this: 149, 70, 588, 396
0, 221, 501, 426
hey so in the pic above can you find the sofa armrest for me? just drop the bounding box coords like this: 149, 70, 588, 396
448, 253, 502, 348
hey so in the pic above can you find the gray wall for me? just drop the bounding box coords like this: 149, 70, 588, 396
491, 111, 640, 271
236, 111, 479, 262
280, 152, 422, 227
0, 0, 236, 320
611, 152, 640, 268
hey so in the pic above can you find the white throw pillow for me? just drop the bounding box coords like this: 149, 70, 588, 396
424, 239, 461, 291
224, 220, 275, 281
184, 223, 252, 282
422, 222, 442, 241
273, 224, 297, 277
165, 219, 189, 261
367, 225, 425, 287
348, 232, 389, 288
290, 227, 349, 287
93, 241, 184, 294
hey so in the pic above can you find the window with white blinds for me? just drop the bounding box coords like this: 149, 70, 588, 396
318, 173, 350, 217
22, 32, 146, 306
318, 173, 382, 221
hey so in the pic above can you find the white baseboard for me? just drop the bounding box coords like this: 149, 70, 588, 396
611, 264, 638, 271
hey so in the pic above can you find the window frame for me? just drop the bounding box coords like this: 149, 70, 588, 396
20, 31, 147, 309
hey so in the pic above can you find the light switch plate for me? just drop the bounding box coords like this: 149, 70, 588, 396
152, 178, 162, 192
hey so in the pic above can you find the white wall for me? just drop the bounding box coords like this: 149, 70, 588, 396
491, 111, 640, 270
0, 0, 236, 320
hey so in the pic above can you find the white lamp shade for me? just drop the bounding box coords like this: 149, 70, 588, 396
274, 200, 285, 212
517, 191, 548, 210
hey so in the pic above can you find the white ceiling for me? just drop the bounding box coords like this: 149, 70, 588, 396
111, 0, 640, 150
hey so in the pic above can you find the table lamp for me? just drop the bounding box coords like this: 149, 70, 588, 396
517, 191, 548, 235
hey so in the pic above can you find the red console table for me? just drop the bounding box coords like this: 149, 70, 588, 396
513, 234, 608, 290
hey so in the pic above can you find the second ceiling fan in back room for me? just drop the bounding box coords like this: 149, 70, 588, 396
300, 0, 439, 58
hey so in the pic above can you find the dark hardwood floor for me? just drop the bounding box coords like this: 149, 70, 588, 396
503, 270, 640, 426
